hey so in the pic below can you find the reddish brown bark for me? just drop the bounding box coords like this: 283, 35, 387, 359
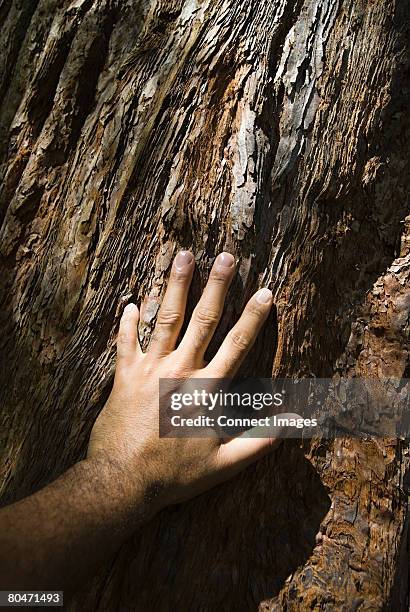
1, 0, 409, 609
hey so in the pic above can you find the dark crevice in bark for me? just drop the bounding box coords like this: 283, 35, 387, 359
44, 11, 116, 166
0, 0, 40, 107
13, 182, 45, 229
68, 27, 112, 151
252, 2, 305, 269
26, 34, 74, 139
0, 0, 13, 26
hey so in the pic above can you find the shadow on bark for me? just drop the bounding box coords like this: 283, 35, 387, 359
72, 443, 330, 612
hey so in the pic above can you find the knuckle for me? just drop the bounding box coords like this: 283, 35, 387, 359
167, 365, 187, 379
171, 268, 190, 283
246, 302, 264, 318
205, 365, 225, 379
195, 307, 220, 326
117, 331, 130, 345
156, 309, 182, 328
162, 353, 190, 379
141, 361, 155, 377
229, 329, 251, 351
209, 270, 229, 285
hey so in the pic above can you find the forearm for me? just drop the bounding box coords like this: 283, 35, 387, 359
0, 455, 157, 592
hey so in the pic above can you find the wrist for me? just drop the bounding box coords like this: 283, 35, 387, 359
82, 452, 164, 527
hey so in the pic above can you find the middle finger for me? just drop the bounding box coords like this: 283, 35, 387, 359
177, 252, 236, 364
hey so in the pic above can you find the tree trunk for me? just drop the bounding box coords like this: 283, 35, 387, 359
1, 0, 409, 609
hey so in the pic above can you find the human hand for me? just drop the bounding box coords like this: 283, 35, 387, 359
88, 251, 279, 512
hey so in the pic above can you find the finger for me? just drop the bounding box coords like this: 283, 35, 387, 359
178, 252, 236, 362
207, 288, 273, 377
149, 251, 195, 357
218, 430, 281, 473
117, 303, 142, 363
218, 412, 303, 469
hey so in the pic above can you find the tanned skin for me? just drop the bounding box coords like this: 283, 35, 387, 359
0, 251, 279, 593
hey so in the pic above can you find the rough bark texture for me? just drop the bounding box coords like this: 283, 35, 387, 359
1, 0, 410, 610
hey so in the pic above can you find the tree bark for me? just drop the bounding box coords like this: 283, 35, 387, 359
1, 0, 409, 610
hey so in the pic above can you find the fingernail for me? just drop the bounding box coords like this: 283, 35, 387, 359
216, 252, 235, 268
124, 303, 138, 313
256, 288, 272, 304
175, 250, 194, 271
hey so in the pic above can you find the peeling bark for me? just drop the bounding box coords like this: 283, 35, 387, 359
1, 0, 409, 609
